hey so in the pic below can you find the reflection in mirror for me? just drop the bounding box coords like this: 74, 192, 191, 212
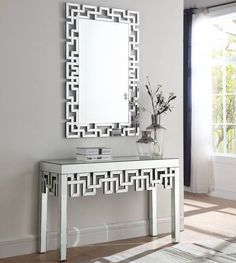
79, 19, 129, 124
65, 3, 139, 138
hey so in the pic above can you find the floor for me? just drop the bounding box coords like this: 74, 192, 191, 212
1, 192, 236, 263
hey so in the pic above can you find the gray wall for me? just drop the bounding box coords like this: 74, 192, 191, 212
0, 0, 183, 257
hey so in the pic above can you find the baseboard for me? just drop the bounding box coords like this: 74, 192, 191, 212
0, 235, 37, 259
0, 217, 184, 259
209, 187, 236, 201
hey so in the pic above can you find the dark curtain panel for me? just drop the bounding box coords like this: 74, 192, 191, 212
184, 9, 193, 187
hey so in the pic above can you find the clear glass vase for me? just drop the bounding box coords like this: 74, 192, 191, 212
146, 114, 166, 158
136, 130, 154, 158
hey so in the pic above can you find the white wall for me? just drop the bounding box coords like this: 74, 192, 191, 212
0, 0, 183, 258
210, 156, 236, 200
185, 0, 236, 201
184, 0, 234, 8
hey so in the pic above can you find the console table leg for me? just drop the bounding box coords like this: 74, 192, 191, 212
149, 188, 158, 236
171, 168, 180, 243
39, 172, 48, 253
58, 174, 68, 261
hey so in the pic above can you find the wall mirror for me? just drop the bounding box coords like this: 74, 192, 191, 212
65, 3, 139, 138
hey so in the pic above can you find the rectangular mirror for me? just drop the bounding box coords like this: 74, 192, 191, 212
65, 3, 139, 138
79, 19, 129, 124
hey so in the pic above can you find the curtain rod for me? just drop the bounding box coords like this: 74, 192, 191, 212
193, 1, 236, 11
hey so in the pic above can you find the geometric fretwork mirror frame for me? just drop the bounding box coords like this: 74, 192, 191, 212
65, 3, 139, 138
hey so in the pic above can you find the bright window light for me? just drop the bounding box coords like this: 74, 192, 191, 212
211, 15, 236, 154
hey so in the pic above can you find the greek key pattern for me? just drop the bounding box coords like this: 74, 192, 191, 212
67, 168, 175, 197
41, 171, 58, 197
65, 3, 139, 138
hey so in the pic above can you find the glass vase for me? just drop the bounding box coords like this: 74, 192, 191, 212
136, 130, 154, 158
146, 114, 166, 158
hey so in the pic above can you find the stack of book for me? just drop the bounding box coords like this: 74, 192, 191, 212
76, 147, 112, 161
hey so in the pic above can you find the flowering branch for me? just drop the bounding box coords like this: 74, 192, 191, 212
144, 77, 176, 116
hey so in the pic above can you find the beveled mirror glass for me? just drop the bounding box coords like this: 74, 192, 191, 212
79, 19, 129, 124
65, 3, 139, 138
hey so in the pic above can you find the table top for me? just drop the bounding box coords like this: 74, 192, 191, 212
40, 156, 179, 165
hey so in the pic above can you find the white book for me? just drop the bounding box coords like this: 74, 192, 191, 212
102, 148, 113, 155
76, 154, 112, 161
76, 147, 112, 155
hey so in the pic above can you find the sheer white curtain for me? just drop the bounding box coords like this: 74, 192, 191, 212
190, 10, 213, 193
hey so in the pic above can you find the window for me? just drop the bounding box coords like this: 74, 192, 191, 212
212, 15, 236, 154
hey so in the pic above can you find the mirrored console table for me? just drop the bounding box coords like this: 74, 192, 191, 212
39, 156, 180, 261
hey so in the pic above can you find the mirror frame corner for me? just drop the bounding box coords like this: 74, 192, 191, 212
65, 3, 139, 138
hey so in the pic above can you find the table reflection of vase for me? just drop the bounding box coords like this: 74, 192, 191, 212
146, 114, 166, 158
136, 130, 154, 158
